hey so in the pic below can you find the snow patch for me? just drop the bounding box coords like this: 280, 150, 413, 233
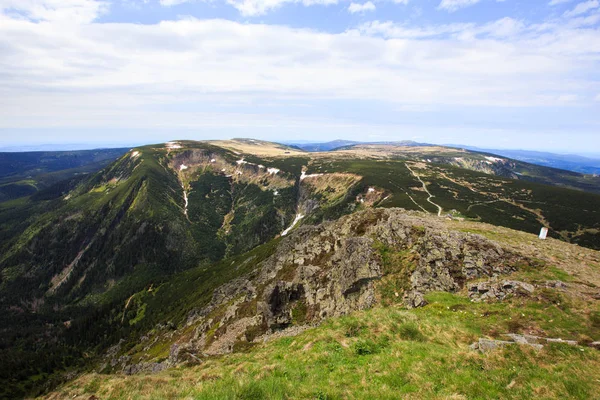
210, 159, 216, 163
182, 186, 189, 216
485, 156, 504, 163
273, 190, 279, 196
300, 171, 323, 181
368, 187, 375, 193
281, 214, 304, 236
131, 151, 140, 159
236, 158, 248, 165
180, 164, 188, 171
166, 142, 182, 149
267, 167, 280, 175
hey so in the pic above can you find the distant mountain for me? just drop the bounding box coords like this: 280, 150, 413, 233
446, 145, 600, 175
0, 143, 139, 152
0, 148, 129, 202
288, 139, 429, 152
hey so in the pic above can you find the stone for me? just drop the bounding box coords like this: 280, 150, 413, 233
477, 338, 514, 352
405, 291, 427, 308
469, 279, 535, 302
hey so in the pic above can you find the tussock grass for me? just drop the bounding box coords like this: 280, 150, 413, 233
47, 289, 600, 400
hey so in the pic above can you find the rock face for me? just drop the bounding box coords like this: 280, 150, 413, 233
469, 280, 535, 302
159, 208, 528, 365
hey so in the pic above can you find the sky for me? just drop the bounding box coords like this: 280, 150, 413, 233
0, 0, 599, 154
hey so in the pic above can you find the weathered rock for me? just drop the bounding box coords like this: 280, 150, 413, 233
477, 338, 516, 352
472, 337, 543, 352
117, 208, 531, 371
544, 280, 568, 289
469, 280, 535, 302
404, 291, 427, 308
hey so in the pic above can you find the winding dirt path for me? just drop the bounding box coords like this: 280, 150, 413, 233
405, 163, 443, 217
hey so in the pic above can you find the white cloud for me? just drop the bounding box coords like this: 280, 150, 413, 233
564, 0, 599, 17
158, 0, 341, 16
1, 6, 600, 131
549, 0, 572, 5
0, 0, 107, 23
348, 1, 376, 13
438, 0, 480, 12
160, 0, 193, 5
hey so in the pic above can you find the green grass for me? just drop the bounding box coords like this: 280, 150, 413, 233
53, 288, 600, 399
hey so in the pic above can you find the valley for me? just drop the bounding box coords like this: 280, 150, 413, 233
0, 139, 599, 399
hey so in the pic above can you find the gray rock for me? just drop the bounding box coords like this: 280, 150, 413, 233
470, 280, 535, 302
404, 291, 427, 308
117, 208, 532, 372
477, 338, 515, 352
474, 337, 543, 352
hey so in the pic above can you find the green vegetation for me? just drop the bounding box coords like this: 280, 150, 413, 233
1, 140, 599, 398
50, 287, 600, 400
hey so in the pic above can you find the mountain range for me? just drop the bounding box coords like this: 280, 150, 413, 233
1, 139, 599, 399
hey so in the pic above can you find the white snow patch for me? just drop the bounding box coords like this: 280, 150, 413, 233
180, 164, 188, 171
454, 157, 464, 161
236, 158, 248, 165
258, 165, 265, 169
281, 214, 304, 236
182, 186, 189, 216
236, 170, 243, 175
131, 151, 140, 159
210, 159, 216, 163
232, 151, 240, 155
267, 167, 280, 175
485, 156, 504, 163
166, 142, 182, 149
221, 168, 227, 172
485, 161, 493, 165
300, 171, 323, 181
382, 195, 391, 201
273, 190, 279, 196
427, 159, 432, 163
368, 187, 375, 193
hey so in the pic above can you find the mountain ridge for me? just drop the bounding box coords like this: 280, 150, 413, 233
1, 138, 599, 398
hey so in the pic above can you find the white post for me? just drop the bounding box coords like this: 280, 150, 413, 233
539, 227, 548, 240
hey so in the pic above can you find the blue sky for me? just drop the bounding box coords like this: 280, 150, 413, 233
0, 0, 599, 154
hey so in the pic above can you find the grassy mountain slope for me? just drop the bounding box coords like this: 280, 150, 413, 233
47, 210, 600, 400
1, 139, 599, 398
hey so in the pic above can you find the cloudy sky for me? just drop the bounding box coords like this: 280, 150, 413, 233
1, 0, 599, 153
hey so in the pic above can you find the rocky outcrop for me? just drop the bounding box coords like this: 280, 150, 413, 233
469, 280, 535, 302
470, 334, 592, 353
161, 208, 528, 365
